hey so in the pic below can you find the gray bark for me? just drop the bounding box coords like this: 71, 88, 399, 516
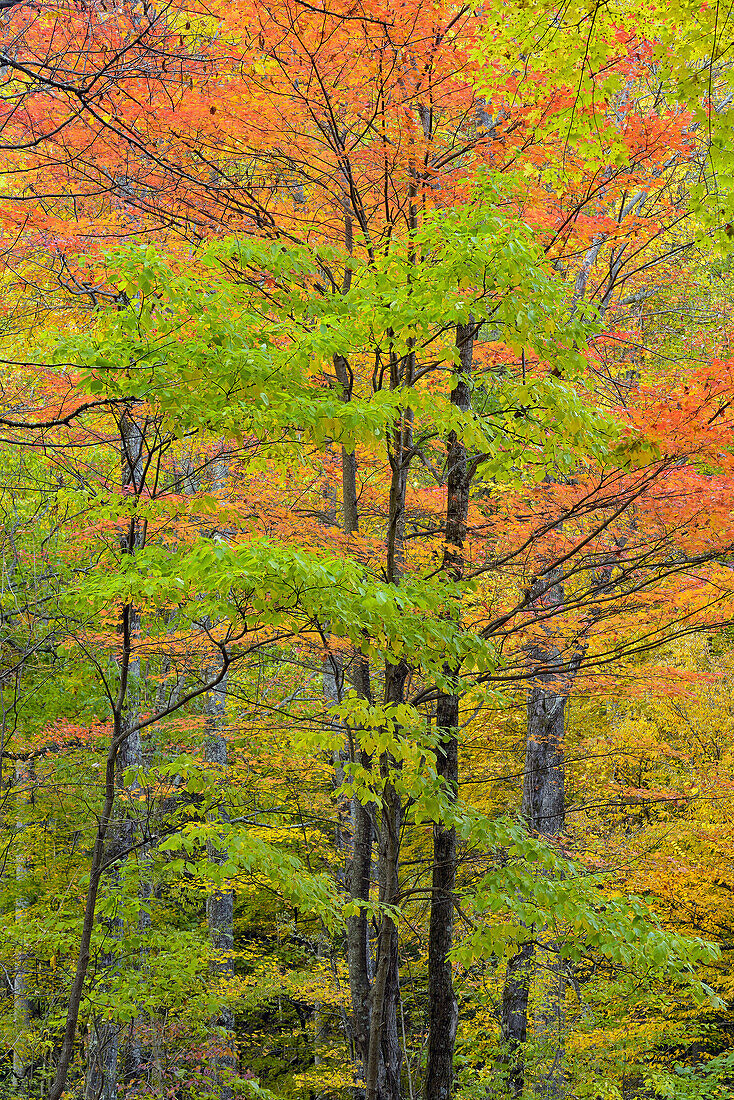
523, 573, 566, 1100
522, 681, 565, 839
500, 568, 566, 1098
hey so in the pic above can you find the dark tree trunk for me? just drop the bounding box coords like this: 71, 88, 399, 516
378, 783, 402, 1100
366, 761, 404, 1099
205, 663, 236, 1100
500, 942, 534, 1099
367, 389, 412, 1100
328, 360, 379, 1091
86, 413, 145, 1100
425, 703, 458, 1100
342, 448, 359, 534
425, 320, 474, 1100
334, 354, 360, 539
346, 656, 377, 1089
362, 327, 414, 1100
348, 775, 376, 1078
49, 603, 138, 1100
13, 762, 30, 1097
365, 657, 409, 1100
86, 664, 144, 1100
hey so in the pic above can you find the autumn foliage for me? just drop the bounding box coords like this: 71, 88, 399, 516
2, 2, 734, 1100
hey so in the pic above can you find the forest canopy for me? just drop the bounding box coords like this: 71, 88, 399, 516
2, 2, 734, 1099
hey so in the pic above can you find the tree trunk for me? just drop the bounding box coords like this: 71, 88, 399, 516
500, 942, 534, 1099
86, 412, 146, 1100
346, 664, 377, 1094
13, 761, 31, 1098
425, 320, 474, 1100
348, 761, 376, 1084
366, 743, 404, 1100
204, 456, 237, 1100
333, 353, 360, 538
524, 572, 566, 1100
499, 568, 566, 1099
331, 356, 380, 1095
424, 702, 458, 1100
205, 687, 237, 1100
85, 662, 144, 1100
522, 655, 565, 841
365, 385, 413, 1100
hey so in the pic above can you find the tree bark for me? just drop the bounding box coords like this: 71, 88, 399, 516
13, 761, 30, 1098
523, 686, 566, 838
365, 505, 409, 1100
500, 942, 533, 1099
348, 757, 376, 1082
365, 379, 413, 1100
424, 701, 458, 1100
205, 684, 237, 1100
85, 412, 146, 1100
425, 320, 474, 1100
524, 572, 566, 1100
334, 354, 360, 537
203, 454, 237, 1100
499, 568, 566, 1099
366, 730, 405, 1100
522, 572, 566, 841
331, 356, 381, 1095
